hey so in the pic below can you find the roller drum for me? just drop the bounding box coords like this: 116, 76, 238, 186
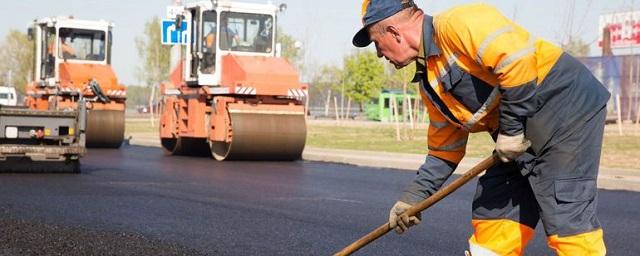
86, 110, 125, 148
210, 112, 306, 161
162, 137, 210, 156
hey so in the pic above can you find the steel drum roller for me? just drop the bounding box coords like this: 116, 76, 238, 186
161, 137, 211, 156
86, 110, 125, 148
210, 111, 306, 161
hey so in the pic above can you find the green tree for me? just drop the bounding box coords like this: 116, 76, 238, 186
124, 85, 152, 107
387, 63, 423, 136
277, 27, 303, 65
343, 50, 386, 111
135, 16, 171, 87
556, 0, 592, 57
387, 63, 417, 93
561, 38, 590, 57
277, 27, 305, 79
309, 64, 343, 107
0, 30, 35, 93
135, 16, 171, 124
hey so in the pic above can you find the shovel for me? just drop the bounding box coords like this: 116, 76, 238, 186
334, 154, 499, 256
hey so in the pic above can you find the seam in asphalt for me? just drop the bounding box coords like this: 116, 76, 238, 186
127, 137, 640, 192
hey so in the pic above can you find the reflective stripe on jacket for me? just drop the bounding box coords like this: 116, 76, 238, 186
419, 3, 563, 164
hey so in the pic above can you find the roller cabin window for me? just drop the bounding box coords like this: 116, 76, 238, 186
201, 10, 218, 74
44, 28, 57, 77
58, 28, 106, 61
219, 12, 273, 53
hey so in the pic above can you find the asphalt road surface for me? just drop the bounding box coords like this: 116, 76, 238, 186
0, 145, 639, 255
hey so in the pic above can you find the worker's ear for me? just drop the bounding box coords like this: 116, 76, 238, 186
386, 25, 401, 43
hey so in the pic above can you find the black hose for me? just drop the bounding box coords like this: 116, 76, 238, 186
88, 80, 110, 103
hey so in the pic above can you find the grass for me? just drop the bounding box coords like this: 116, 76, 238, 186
601, 135, 640, 170
125, 118, 159, 136
306, 124, 495, 157
308, 122, 640, 170
126, 118, 640, 170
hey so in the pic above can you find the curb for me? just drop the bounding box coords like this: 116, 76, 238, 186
126, 136, 640, 192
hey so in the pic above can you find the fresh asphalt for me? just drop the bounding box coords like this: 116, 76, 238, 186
0, 145, 638, 255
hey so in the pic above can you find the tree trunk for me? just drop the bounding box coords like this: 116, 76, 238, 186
407, 97, 414, 139
149, 85, 156, 127
392, 96, 401, 141
413, 97, 420, 126
340, 81, 345, 121
305, 90, 310, 120
149, 42, 161, 128
636, 64, 640, 125
628, 60, 634, 121
345, 97, 352, 120
402, 78, 408, 139
334, 96, 340, 125
616, 94, 623, 135
325, 90, 331, 117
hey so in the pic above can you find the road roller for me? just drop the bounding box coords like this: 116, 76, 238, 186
159, 0, 307, 161
24, 16, 126, 148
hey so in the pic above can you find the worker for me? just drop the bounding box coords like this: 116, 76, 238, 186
352, 1, 610, 255
219, 19, 240, 50
204, 25, 217, 52
202, 23, 217, 74
48, 30, 76, 59
58, 37, 76, 59
255, 18, 273, 52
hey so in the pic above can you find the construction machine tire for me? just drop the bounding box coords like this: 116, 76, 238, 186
161, 137, 210, 156
210, 112, 306, 161
86, 110, 125, 148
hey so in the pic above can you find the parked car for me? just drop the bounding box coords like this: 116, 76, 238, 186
0, 86, 17, 106
136, 103, 160, 114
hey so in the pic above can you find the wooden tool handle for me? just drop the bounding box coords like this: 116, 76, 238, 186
334, 155, 499, 256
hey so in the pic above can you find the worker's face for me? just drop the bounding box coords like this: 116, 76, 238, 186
369, 22, 415, 69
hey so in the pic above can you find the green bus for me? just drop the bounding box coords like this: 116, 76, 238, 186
365, 89, 420, 122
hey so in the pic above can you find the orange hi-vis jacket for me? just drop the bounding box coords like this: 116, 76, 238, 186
415, 4, 563, 165
402, 5, 610, 250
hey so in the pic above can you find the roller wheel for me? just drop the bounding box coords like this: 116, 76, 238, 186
209, 111, 306, 161
86, 110, 125, 148
161, 137, 210, 156
210, 141, 231, 161
161, 138, 178, 154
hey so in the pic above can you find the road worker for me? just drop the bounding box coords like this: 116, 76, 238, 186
48, 29, 76, 59
202, 23, 217, 74
58, 37, 76, 59
219, 19, 240, 50
352, 1, 610, 255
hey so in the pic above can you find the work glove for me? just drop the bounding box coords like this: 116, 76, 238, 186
388, 201, 421, 234
495, 133, 531, 163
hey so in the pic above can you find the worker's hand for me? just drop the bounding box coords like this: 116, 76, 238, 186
495, 133, 531, 162
388, 201, 421, 234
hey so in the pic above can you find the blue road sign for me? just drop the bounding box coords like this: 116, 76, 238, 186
161, 19, 189, 45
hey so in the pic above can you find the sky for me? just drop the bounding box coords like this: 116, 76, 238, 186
0, 0, 638, 85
